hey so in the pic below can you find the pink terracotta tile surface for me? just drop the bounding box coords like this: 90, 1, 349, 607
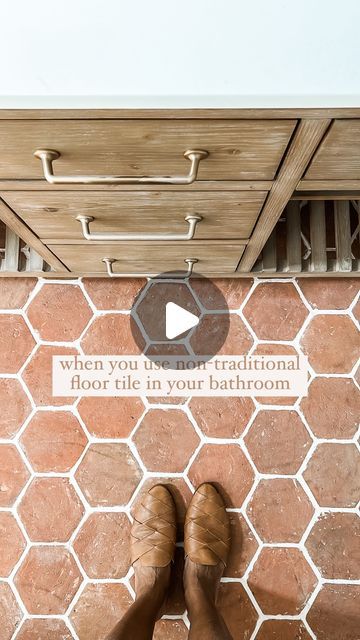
0, 277, 358, 636
0, 582, 23, 640
27, 283, 92, 341
18, 477, 84, 542
247, 478, 314, 543
0, 277, 37, 309
243, 282, 309, 340
248, 547, 317, 615
0, 378, 31, 438
0, 314, 35, 373
297, 277, 359, 309
20, 410, 87, 472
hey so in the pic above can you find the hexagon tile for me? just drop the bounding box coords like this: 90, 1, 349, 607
0, 277, 359, 639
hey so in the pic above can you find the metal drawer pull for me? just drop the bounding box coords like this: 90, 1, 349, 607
76, 214, 202, 241
34, 149, 208, 185
102, 257, 198, 279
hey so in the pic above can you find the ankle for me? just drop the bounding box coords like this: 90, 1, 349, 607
184, 559, 223, 609
134, 565, 171, 604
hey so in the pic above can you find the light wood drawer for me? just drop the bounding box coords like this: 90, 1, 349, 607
1, 191, 267, 241
304, 119, 360, 180
0, 119, 296, 181
47, 241, 245, 274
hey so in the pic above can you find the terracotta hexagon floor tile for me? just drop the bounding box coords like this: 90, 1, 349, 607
22, 345, 79, 406
189, 396, 255, 438
243, 282, 308, 340
188, 443, 254, 508
136, 282, 199, 341
0, 277, 37, 309
74, 512, 131, 578
190, 313, 253, 355
70, 583, 132, 640
300, 377, 360, 439
303, 443, 360, 507
225, 512, 258, 578
133, 409, 200, 473
27, 284, 92, 341
78, 396, 144, 438
132, 477, 192, 541
307, 584, 360, 640
0, 314, 35, 373
0, 378, 31, 438
247, 478, 314, 543
297, 277, 359, 310
0, 512, 26, 577
75, 442, 142, 506
15, 546, 82, 614
0, 582, 23, 640
256, 619, 312, 639
301, 314, 360, 373
18, 477, 84, 542
20, 410, 87, 472
153, 619, 188, 639
16, 618, 74, 640
0, 444, 30, 506
191, 278, 253, 310
218, 582, 258, 640
83, 277, 146, 310
306, 512, 360, 579
248, 547, 317, 615
252, 343, 299, 405
353, 298, 360, 323
190, 313, 253, 356
244, 410, 312, 474
81, 314, 144, 355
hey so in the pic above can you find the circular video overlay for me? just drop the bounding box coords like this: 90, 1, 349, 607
130, 270, 230, 369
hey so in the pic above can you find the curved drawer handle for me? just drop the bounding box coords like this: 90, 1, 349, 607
34, 149, 209, 185
102, 257, 198, 279
76, 214, 202, 241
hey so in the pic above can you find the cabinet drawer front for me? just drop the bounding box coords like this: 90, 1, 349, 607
304, 119, 360, 180
48, 241, 245, 274
2, 191, 266, 241
0, 119, 296, 181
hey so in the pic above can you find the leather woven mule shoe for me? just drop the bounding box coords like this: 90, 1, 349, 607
131, 485, 176, 567
185, 483, 231, 566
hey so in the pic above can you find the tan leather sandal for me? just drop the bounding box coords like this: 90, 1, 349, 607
131, 485, 176, 567
184, 483, 231, 566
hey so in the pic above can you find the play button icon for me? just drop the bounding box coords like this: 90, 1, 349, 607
129, 269, 230, 366
166, 302, 200, 340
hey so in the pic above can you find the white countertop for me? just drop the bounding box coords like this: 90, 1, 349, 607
1, 0, 359, 109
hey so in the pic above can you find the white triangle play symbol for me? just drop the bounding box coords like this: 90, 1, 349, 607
165, 302, 200, 340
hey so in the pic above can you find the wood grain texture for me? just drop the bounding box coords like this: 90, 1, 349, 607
334, 201, 352, 271
0, 119, 296, 181
286, 201, 302, 271
237, 119, 332, 272
0, 108, 359, 119
309, 201, 327, 272
0, 199, 68, 271
2, 191, 266, 241
297, 179, 360, 192
304, 120, 360, 180
48, 240, 245, 274
0, 180, 272, 192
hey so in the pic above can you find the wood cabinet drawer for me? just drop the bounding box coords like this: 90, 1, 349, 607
0, 119, 296, 181
1, 191, 267, 241
304, 120, 360, 180
47, 241, 245, 274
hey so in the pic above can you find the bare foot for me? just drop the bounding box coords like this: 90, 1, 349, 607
134, 563, 171, 618
183, 557, 224, 607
